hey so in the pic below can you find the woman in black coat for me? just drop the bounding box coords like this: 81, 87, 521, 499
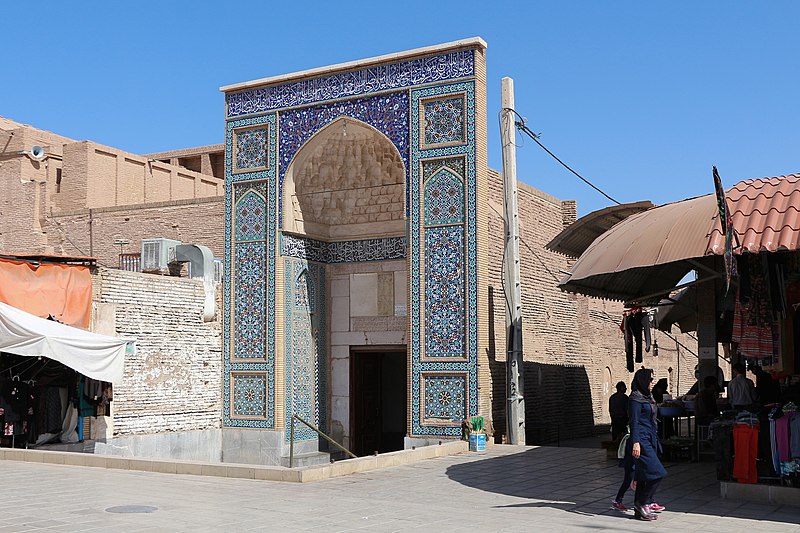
630, 368, 667, 521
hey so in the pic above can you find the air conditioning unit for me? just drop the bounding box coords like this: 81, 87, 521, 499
190, 257, 223, 282
140, 238, 182, 273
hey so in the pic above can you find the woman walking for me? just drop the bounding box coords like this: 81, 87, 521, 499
629, 368, 667, 521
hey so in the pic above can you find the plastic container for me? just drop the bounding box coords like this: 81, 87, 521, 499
469, 433, 487, 452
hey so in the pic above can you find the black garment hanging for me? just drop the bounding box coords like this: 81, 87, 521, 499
624, 310, 651, 372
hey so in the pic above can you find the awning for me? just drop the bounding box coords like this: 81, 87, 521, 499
545, 200, 655, 258
654, 286, 698, 333
0, 302, 130, 383
0, 257, 93, 328
558, 172, 800, 303
559, 194, 719, 303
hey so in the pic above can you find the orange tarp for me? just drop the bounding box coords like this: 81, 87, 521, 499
0, 258, 92, 328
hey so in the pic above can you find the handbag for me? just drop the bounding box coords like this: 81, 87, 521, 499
617, 428, 630, 459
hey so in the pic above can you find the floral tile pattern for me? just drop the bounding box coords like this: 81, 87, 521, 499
235, 188, 267, 241
226, 49, 474, 117
422, 96, 465, 147
422, 374, 467, 423
410, 81, 477, 437
223, 113, 276, 430
424, 226, 465, 357
424, 167, 464, 226
235, 127, 269, 171
285, 259, 326, 442
233, 242, 266, 359
232, 373, 267, 418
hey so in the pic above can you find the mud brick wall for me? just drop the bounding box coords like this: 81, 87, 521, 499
486, 169, 696, 443
93, 268, 222, 435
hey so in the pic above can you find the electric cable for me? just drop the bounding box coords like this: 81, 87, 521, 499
46, 215, 114, 269
501, 107, 622, 206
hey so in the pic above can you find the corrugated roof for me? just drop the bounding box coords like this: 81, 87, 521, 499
708, 173, 800, 254
545, 201, 654, 259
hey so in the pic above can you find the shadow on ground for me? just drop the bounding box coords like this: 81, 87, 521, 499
445, 445, 798, 526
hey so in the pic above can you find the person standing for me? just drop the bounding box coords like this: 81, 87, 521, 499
749, 365, 781, 406
609, 381, 629, 441
728, 363, 756, 410
630, 368, 667, 521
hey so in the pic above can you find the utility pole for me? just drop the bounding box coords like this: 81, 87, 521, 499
501, 77, 525, 445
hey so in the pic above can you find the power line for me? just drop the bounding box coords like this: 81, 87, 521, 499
502, 108, 622, 206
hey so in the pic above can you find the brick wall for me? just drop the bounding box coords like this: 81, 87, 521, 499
486, 169, 697, 442
94, 269, 222, 435
47, 197, 225, 266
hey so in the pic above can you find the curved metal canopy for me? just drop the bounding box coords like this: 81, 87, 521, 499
546, 200, 654, 259
558, 194, 719, 303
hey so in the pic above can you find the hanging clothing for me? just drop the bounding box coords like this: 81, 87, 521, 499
775, 416, 791, 463
789, 412, 800, 459
732, 255, 779, 363
733, 424, 759, 484
623, 310, 651, 373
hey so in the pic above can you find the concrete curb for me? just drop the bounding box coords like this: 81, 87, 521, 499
0, 440, 470, 483
720, 480, 800, 507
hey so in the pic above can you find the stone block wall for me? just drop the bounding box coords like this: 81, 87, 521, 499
327, 259, 408, 449
93, 268, 222, 436
486, 169, 697, 443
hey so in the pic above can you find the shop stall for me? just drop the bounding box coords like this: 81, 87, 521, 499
554, 172, 800, 494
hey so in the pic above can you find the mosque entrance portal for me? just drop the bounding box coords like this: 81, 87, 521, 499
350, 348, 407, 456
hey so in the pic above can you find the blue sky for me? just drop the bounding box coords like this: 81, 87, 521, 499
4, 1, 798, 215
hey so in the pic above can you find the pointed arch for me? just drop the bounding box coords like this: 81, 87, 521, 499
424, 167, 464, 226
235, 189, 267, 242
283, 116, 406, 241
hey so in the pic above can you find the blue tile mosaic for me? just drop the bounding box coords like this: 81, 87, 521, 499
410, 81, 477, 437
223, 113, 277, 429
224, 53, 480, 439
422, 96, 465, 146
424, 168, 464, 226
235, 188, 267, 241
285, 259, 326, 442
424, 226, 465, 358
235, 127, 269, 171
233, 242, 266, 359
226, 49, 474, 117
281, 234, 406, 264
422, 374, 467, 423
232, 373, 268, 418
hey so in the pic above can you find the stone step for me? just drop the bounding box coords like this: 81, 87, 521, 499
279, 451, 330, 468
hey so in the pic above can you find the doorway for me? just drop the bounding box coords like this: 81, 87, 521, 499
350, 349, 407, 456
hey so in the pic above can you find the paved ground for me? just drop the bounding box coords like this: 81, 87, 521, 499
0, 445, 797, 532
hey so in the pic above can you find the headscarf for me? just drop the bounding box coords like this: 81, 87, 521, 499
632, 368, 653, 400
630, 368, 658, 424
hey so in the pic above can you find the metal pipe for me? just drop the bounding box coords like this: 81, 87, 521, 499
288, 414, 357, 468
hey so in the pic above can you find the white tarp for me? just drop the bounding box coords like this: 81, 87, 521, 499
0, 301, 129, 384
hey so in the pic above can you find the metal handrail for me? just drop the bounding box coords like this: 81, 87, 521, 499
289, 413, 357, 468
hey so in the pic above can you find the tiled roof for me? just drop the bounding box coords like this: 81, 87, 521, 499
708, 173, 800, 254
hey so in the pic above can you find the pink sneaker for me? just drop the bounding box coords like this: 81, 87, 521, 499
648, 503, 665, 513
611, 500, 628, 512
